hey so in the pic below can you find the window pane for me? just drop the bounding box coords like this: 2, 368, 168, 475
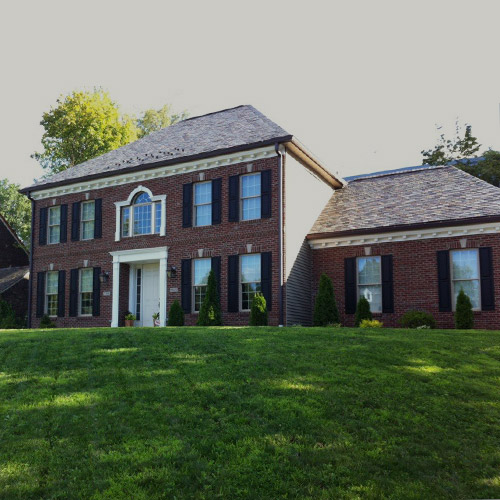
81, 292, 93, 315
80, 269, 93, 293
134, 192, 151, 204
46, 272, 59, 294
49, 206, 60, 225
241, 282, 262, 310
454, 280, 480, 310
133, 204, 152, 235
122, 207, 130, 236
194, 285, 207, 312
195, 205, 211, 226
47, 295, 58, 316
82, 201, 95, 221
241, 254, 261, 283
358, 284, 382, 313
194, 259, 211, 285
242, 174, 261, 198
82, 221, 94, 240
155, 203, 161, 233
194, 182, 212, 205
242, 197, 261, 221
49, 225, 60, 244
358, 257, 381, 285
451, 250, 479, 280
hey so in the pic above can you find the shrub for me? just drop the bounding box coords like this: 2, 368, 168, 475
399, 310, 436, 329
0, 299, 18, 329
249, 293, 268, 326
168, 300, 184, 326
313, 273, 340, 326
360, 319, 383, 328
455, 289, 474, 329
197, 270, 222, 326
40, 314, 56, 328
355, 296, 372, 326
124, 313, 136, 321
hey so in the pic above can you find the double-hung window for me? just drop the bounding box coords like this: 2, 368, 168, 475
45, 271, 59, 316
194, 182, 212, 226
79, 268, 93, 316
241, 254, 261, 310
81, 201, 95, 240
241, 173, 261, 221
48, 206, 61, 244
193, 258, 211, 312
450, 249, 480, 310
357, 256, 382, 313
121, 192, 161, 237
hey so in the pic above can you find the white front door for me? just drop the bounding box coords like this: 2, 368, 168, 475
141, 263, 159, 326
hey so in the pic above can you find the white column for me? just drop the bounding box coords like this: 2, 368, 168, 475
159, 257, 167, 326
111, 259, 120, 327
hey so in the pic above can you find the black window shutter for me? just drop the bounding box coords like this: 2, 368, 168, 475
182, 183, 193, 228
71, 202, 81, 241
94, 199, 103, 239
57, 270, 66, 317
181, 259, 192, 313
36, 272, 45, 317
228, 255, 239, 312
60, 204, 68, 243
39, 207, 48, 246
437, 250, 452, 312
480, 247, 495, 311
93, 267, 101, 316
228, 175, 240, 222
381, 255, 394, 313
261, 252, 272, 310
211, 256, 221, 300
261, 170, 272, 219
344, 257, 357, 314
212, 178, 222, 225
69, 269, 79, 317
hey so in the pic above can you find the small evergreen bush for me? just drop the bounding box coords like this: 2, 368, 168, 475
399, 310, 436, 329
249, 293, 268, 326
40, 314, 56, 328
355, 296, 372, 326
360, 319, 383, 328
455, 289, 474, 329
168, 300, 185, 326
197, 270, 222, 326
0, 299, 18, 329
313, 273, 340, 326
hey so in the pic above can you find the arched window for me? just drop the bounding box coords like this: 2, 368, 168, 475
119, 187, 164, 238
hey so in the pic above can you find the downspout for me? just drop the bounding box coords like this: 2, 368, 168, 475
275, 143, 284, 326
27, 193, 35, 329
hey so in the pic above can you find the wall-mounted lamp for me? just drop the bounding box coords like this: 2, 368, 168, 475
99, 271, 110, 284
167, 265, 177, 279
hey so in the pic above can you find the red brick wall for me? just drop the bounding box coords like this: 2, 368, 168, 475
30, 156, 282, 328
312, 233, 500, 329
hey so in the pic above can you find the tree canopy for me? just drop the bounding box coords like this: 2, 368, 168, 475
0, 179, 31, 246
136, 105, 189, 138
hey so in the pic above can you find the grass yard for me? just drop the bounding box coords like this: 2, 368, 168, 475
1, 327, 500, 499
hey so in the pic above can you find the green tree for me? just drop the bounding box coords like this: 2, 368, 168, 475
459, 149, 500, 187
32, 89, 139, 176
313, 273, 340, 326
136, 105, 189, 138
455, 289, 474, 329
197, 270, 222, 326
355, 296, 372, 327
0, 179, 31, 246
167, 300, 184, 326
249, 293, 268, 326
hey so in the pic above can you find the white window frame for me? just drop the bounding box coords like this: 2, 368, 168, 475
356, 256, 382, 313
80, 201, 95, 241
240, 173, 261, 221
450, 249, 481, 311
114, 186, 166, 242
192, 258, 211, 313
48, 206, 61, 245
240, 253, 261, 311
45, 271, 59, 317
79, 268, 93, 316
193, 181, 212, 227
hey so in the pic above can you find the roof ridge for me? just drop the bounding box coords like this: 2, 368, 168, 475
346, 164, 447, 183
181, 104, 249, 123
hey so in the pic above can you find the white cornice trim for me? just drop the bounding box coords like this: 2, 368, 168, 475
308, 221, 500, 249
30, 145, 278, 200
110, 246, 169, 263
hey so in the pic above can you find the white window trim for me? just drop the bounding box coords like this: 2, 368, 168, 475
78, 268, 93, 317
240, 253, 261, 312
114, 185, 166, 242
450, 249, 481, 311
356, 256, 382, 314
192, 258, 211, 313
193, 181, 212, 227
240, 173, 261, 222
80, 200, 95, 241
48, 206, 61, 245
45, 271, 58, 317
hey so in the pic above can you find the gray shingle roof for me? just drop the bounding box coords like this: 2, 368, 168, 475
309, 165, 500, 237
0, 267, 29, 294
25, 105, 291, 191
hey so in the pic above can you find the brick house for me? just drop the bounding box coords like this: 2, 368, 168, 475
0, 213, 29, 322
21, 106, 500, 329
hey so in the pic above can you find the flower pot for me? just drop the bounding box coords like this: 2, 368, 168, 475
124, 319, 134, 327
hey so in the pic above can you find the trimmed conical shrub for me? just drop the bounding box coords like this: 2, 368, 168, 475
168, 300, 184, 326
455, 289, 474, 329
197, 269, 222, 326
355, 296, 372, 327
313, 273, 340, 326
249, 293, 268, 326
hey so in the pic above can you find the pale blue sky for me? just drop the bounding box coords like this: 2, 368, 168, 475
2, 0, 500, 186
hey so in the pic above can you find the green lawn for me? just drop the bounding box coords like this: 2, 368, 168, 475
1, 327, 500, 499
